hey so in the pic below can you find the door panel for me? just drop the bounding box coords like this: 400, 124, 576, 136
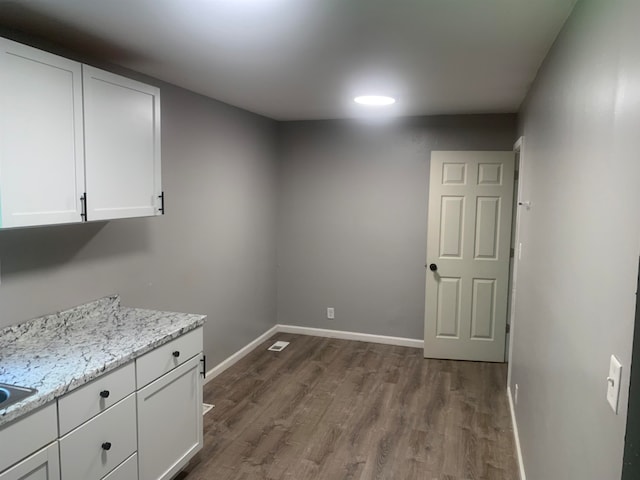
442, 162, 466, 184
478, 163, 503, 185
425, 151, 514, 362
471, 279, 496, 339
440, 196, 464, 258
436, 277, 461, 338
474, 196, 500, 259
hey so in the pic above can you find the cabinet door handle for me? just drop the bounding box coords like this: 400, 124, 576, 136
172, 351, 180, 358
102, 442, 112, 451
80, 193, 87, 221
99, 390, 110, 398
159, 191, 165, 215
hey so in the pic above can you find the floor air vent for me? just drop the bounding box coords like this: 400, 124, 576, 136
267, 341, 290, 352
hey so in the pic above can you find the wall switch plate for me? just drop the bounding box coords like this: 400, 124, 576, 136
327, 307, 335, 319
607, 355, 622, 414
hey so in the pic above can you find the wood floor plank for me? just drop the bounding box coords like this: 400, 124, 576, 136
179, 334, 518, 480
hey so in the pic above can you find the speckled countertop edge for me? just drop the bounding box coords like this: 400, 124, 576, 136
0, 296, 206, 428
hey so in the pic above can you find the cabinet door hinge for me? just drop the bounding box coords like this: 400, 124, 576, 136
158, 191, 165, 215
510, 247, 515, 258
506, 323, 511, 334
80, 193, 87, 221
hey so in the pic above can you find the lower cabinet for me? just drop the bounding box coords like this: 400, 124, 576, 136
0, 327, 204, 480
0, 441, 60, 480
137, 354, 203, 480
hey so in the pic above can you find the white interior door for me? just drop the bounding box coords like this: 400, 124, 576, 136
424, 151, 515, 362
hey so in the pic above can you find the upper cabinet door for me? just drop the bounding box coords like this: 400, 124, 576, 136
83, 66, 161, 221
0, 38, 85, 228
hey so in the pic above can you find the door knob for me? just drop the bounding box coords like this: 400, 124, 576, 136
429, 263, 438, 272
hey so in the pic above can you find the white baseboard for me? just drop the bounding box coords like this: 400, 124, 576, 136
276, 324, 424, 349
507, 386, 527, 480
204, 325, 278, 384
204, 323, 423, 384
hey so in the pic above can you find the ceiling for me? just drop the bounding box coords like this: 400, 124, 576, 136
0, 0, 577, 121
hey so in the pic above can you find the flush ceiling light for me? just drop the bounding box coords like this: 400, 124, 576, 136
354, 95, 396, 106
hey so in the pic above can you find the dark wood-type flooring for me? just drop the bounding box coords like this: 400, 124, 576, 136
177, 334, 518, 480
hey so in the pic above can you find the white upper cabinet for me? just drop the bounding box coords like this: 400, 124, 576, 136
0, 38, 85, 228
0, 37, 162, 229
83, 66, 162, 221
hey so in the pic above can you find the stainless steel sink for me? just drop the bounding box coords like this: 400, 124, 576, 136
0, 383, 37, 410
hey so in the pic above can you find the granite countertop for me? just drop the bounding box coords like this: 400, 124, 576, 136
0, 296, 207, 427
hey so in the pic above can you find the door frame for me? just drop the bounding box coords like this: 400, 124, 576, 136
507, 136, 526, 384
621, 257, 640, 479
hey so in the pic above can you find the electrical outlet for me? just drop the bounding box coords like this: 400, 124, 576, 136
327, 307, 335, 319
515, 384, 519, 405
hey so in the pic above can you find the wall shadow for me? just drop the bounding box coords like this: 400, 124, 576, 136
0, 1, 143, 65
0, 219, 152, 277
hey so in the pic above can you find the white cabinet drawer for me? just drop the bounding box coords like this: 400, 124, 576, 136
58, 362, 135, 435
102, 453, 137, 480
0, 403, 57, 472
59, 394, 137, 480
136, 327, 203, 388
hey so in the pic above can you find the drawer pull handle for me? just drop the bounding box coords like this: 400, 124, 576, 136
172, 351, 180, 358
102, 442, 112, 451
100, 390, 110, 398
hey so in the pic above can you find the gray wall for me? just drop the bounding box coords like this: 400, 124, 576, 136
0, 31, 280, 368
277, 115, 516, 339
510, 1, 640, 478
